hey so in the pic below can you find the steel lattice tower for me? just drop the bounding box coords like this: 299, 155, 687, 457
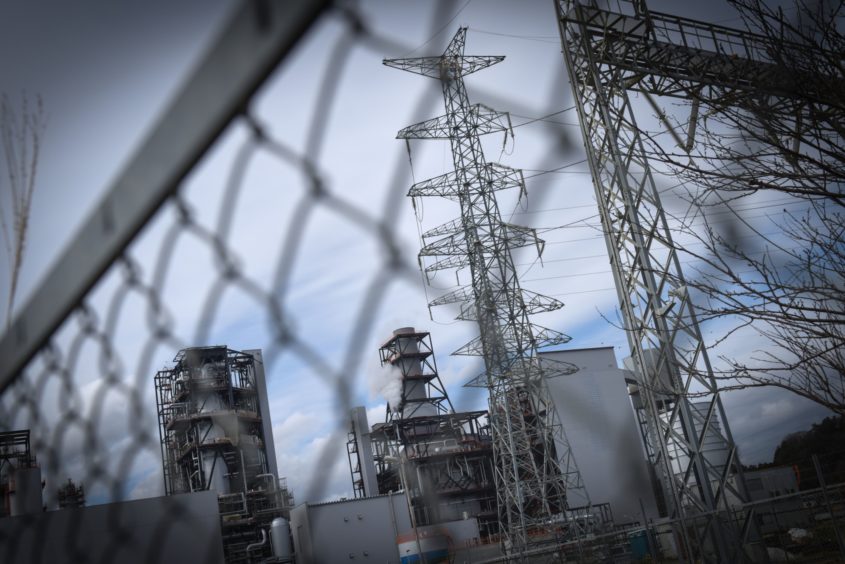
385, 28, 589, 554
551, 0, 837, 560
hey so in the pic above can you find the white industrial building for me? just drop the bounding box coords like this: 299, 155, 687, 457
623, 349, 741, 513
540, 346, 660, 524
290, 492, 413, 563
290, 491, 495, 564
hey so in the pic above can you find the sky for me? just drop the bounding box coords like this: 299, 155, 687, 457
0, 0, 835, 507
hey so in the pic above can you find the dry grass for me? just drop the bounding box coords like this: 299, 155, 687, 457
0, 93, 46, 328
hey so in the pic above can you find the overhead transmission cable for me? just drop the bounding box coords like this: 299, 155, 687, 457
468, 27, 561, 44
400, 0, 473, 57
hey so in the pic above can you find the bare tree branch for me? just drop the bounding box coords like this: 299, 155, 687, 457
642, 0, 845, 415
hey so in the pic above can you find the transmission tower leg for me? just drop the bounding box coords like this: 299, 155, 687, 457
555, 1, 762, 562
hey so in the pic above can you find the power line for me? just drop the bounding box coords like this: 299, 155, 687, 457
400, 0, 473, 57
520, 201, 812, 237
522, 159, 588, 180
510, 107, 579, 129
549, 287, 616, 298
468, 27, 562, 44
430, 239, 814, 295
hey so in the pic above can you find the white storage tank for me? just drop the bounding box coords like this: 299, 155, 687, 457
270, 517, 292, 561
9, 466, 43, 516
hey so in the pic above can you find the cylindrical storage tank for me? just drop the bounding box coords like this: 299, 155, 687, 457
270, 517, 292, 561
9, 467, 43, 516
397, 528, 450, 564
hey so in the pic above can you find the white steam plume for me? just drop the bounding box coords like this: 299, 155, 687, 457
370, 364, 403, 413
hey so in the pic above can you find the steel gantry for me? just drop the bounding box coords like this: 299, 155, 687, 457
550, 0, 837, 561
385, 28, 590, 555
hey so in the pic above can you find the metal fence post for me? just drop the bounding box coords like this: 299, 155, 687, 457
812, 453, 845, 558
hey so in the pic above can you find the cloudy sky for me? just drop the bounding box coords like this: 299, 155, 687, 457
0, 0, 834, 507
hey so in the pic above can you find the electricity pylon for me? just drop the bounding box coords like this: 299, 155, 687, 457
551, 0, 820, 561
385, 28, 590, 554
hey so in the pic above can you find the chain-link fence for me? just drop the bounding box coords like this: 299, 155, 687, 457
747, 450, 845, 562
3, 1, 842, 562
0, 1, 593, 562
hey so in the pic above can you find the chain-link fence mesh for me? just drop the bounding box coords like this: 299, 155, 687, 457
0, 1, 595, 562
2, 1, 843, 562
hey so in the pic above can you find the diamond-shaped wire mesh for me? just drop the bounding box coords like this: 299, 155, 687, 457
2, 1, 845, 563
0, 2, 589, 562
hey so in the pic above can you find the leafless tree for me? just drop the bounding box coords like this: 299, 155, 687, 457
1, 93, 46, 329
644, 0, 845, 415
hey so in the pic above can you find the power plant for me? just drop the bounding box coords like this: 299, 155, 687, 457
1, 0, 841, 562
154, 346, 294, 563
0, 431, 42, 518
371, 328, 497, 536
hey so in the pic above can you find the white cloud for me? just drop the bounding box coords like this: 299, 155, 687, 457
277, 433, 352, 503
273, 410, 323, 453
366, 403, 387, 428
128, 464, 166, 500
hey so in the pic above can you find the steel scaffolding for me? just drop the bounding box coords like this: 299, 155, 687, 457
347, 424, 366, 500
385, 30, 589, 554
370, 328, 499, 539
0, 430, 37, 518
57, 478, 86, 509
154, 346, 291, 564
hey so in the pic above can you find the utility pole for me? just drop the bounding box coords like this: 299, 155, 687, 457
385, 28, 590, 556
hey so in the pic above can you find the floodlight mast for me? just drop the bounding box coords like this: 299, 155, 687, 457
385, 28, 589, 555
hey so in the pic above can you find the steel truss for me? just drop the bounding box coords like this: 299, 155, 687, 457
379, 329, 453, 422
155, 347, 267, 496
385, 29, 589, 554
370, 329, 499, 537
551, 0, 832, 561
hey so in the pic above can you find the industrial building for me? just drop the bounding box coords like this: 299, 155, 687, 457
0, 430, 43, 518
337, 338, 712, 561
369, 328, 497, 538
624, 350, 741, 516
56, 478, 85, 509
540, 347, 660, 524
154, 346, 293, 563
290, 490, 497, 564
290, 492, 413, 563
0, 428, 227, 564
336, 328, 502, 562
744, 466, 806, 534
2, 346, 294, 564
